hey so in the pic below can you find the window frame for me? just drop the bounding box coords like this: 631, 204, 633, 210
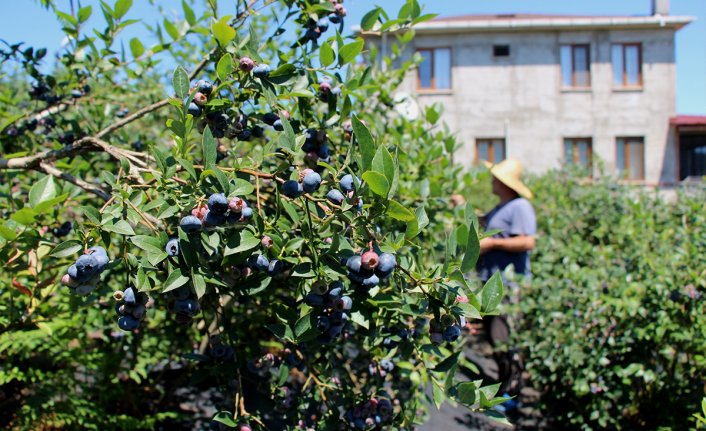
493, 44, 510, 58
612, 43, 643, 88
416, 47, 452, 91
475, 138, 506, 165
560, 44, 591, 88
563, 137, 594, 177
616, 137, 645, 181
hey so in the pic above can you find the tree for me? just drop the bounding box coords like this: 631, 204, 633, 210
0, 0, 505, 429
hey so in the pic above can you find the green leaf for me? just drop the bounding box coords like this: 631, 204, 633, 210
164, 18, 180, 40
432, 379, 445, 410
295, 312, 316, 339
266, 323, 294, 341
231, 178, 254, 196
338, 38, 364, 66
29, 175, 57, 208
224, 230, 260, 256
129, 37, 144, 58
77, 5, 92, 23
433, 352, 459, 372
34, 193, 68, 215
362, 171, 389, 197
212, 411, 237, 427
387, 200, 415, 222
163, 268, 189, 293
114, 0, 132, 19
268, 64, 297, 85
172, 65, 189, 100
319, 42, 335, 67
350, 310, 369, 329
456, 381, 477, 405
460, 223, 480, 272
192, 273, 206, 299
212, 18, 235, 46
130, 235, 163, 254
216, 53, 233, 82
50, 240, 83, 258
103, 219, 136, 236
202, 126, 217, 168
11, 208, 36, 225
0, 223, 17, 241
372, 145, 395, 187
481, 272, 504, 314
182, 0, 196, 25
361, 7, 381, 31
352, 115, 374, 172
406, 205, 429, 239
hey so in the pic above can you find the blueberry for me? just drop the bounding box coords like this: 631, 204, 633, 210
316, 315, 331, 332
197, 79, 213, 95
71, 89, 83, 98
262, 112, 279, 126
118, 315, 140, 331
252, 125, 264, 138
328, 13, 341, 24
329, 311, 347, 324
211, 344, 227, 359
273, 119, 284, 131
305, 293, 325, 307
180, 215, 202, 233
248, 254, 270, 271
208, 193, 229, 215
53, 221, 73, 237
327, 323, 343, 337
339, 174, 355, 193
375, 253, 396, 277
237, 128, 252, 141
68, 264, 78, 280
267, 259, 283, 276
86, 246, 109, 271
241, 207, 253, 220
282, 180, 303, 198
442, 325, 461, 342
317, 143, 330, 159
317, 17, 330, 32
346, 255, 362, 273
361, 273, 380, 288
302, 171, 322, 193
328, 286, 343, 301
75, 254, 99, 281
326, 189, 344, 205
174, 298, 200, 315
188, 102, 202, 117
204, 210, 226, 227
239, 57, 255, 72
335, 295, 352, 311
252, 64, 271, 78
380, 359, 394, 372
123, 287, 137, 305
361, 250, 379, 270
166, 238, 179, 256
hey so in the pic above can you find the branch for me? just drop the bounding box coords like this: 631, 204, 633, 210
38, 162, 111, 200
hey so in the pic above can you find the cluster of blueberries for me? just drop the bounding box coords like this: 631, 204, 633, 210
300, 0, 347, 43
345, 397, 394, 430
301, 128, 332, 169
114, 286, 152, 331
167, 286, 201, 325
246, 253, 284, 278
326, 173, 362, 211
61, 246, 109, 296
179, 193, 253, 232
369, 358, 395, 378
282, 168, 322, 198
304, 280, 352, 343
429, 317, 464, 344
344, 250, 396, 290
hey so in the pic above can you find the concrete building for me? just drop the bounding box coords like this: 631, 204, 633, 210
364, 0, 706, 184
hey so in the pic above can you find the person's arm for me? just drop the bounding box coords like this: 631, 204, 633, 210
479, 235, 535, 254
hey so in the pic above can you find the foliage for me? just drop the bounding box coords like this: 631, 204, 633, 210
512, 171, 706, 430
0, 0, 505, 429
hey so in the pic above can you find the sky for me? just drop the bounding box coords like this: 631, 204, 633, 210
1, 0, 704, 114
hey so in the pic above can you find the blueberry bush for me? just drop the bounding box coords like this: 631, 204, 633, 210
511, 171, 706, 430
0, 0, 505, 429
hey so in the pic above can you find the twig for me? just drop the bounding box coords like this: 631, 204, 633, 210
37, 162, 111, 200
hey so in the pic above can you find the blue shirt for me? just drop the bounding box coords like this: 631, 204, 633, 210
476, 197, 536, 281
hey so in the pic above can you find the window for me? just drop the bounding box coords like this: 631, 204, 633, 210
417, 48, 451, 90
612, 43, 642, 87
476, 138, 506, 164
560, 44, 590, 88
564, 138, 593, 176
679, 134, 706, 180
493, 45, 510, 57
616, 137, 645, 180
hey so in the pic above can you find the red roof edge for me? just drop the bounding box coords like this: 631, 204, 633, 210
670, 115, 706, 126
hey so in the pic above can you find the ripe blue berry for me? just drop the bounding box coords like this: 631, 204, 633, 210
253, 64, 271, 78
75, 254, 99, 281
339, 174, 355, 192
87, 246, 109, 271
267, 259, 283, 276
380, 359, 394, 372
317, 17, 330, 32
328, 13, 341, 24
208, 193, 229, 215
361, 273, 380, 288
262, 112, 279, 126
302, 171, 322, 193
317, 143, 330, 158
118, 315, 140, 331
273, 119, 284, 131
241, 207, 253, 219
375, 253, 396, 278
188, 102, 202, 117
204, 210, 226, 227
327, 189, 344, 205
180, 215, 202, 233
335, 295, 352, 311
346, 255, 362, 273
174, 298, 200, 315
248, 254, 270, 271
305, 293, 325, 307
197, 79, 213, 95
283, 180, 303, 198
123, 287, 137, 305
166, 238, 179, 256
442, 325, 461, 342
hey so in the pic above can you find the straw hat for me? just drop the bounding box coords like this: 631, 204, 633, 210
483, 159, 533, 200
